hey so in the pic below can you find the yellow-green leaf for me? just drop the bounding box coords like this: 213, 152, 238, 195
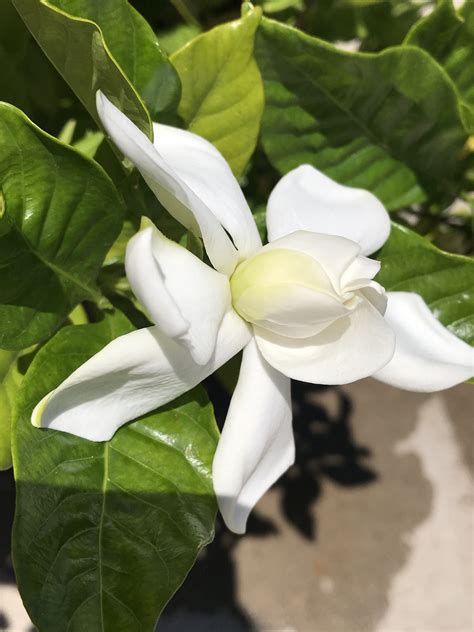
171, 6, 264, 178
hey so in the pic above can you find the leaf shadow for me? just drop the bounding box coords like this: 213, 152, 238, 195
160, 376, 378, 629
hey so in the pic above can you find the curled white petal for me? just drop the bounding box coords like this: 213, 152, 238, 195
373, 292, 474, 391
32, 311, 251, 441
260, 230, 361, 294
231, 246, 351, 338
341, 256, 381, 291
96, 91, 240, 274
126, 226, 231, 365
153, 123, 261, 260
213, 338, 294, 534
267, 165, 390, 255
255, 299, 395, 385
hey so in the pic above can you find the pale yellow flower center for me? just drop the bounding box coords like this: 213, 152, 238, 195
230, 248, 341, 329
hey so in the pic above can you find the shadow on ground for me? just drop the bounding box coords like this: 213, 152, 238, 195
0, 379, 378, 631
158, 378, 377, 631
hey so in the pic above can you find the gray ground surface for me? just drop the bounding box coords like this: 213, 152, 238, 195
1, 379, 473, 631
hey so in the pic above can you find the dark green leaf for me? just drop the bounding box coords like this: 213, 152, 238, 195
47, 0, 181, 119
255, 17, 468, 210
0, 103, 123, 349
0, 1, 73, 133
377, 222, 474, 345
13, 313, 218, 631
12, 0, 153, 136
171, 6, 264, 178
0, 349, 23, 470
303, 0, 422, 51
405, 0, 474, 132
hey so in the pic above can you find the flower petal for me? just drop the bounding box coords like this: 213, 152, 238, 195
126, 226, 231, 365
125, 227, 189, 338
262, 230, 361, 294
373, 292, 474, 391
267, 165, 390, 255
235, 283, 350, 339
96, 91, 236, 273
96, 92, 260, 273
359, 281, 388, 315
152, 122, 262, 260
254, 298, 395, 384
341, 256, 381, 291
32, 311, 251, 441
213, 338, 293, 534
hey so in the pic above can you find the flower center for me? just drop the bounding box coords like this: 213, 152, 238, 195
230, 248, 351, 339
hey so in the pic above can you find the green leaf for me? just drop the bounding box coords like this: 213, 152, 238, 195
12, 0, 153, 136
73, 130, 105, 159
13, 313, 218, 631
405, 0, 474, 133
377, 222, 474, 345
171, 6, 264, 178
159, 23, 201, 56
0, 1, 71, 132
262, 0, 305, 13
0, 103, 123, 349
0, 349, 23, 470
48, 0, 181, 118
255, 17, 468, 210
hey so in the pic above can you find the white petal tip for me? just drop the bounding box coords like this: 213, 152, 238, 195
31, 390, 56, 429
267, 164, 390, 254
217, 496, 250, 535
374, 292, 474, 392
95, 90, 107, 113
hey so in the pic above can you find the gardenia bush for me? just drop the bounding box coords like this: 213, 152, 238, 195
0, 0, 472, 630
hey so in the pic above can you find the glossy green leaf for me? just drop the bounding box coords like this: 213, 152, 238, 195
377, 223, 474, 345
171, 6, 264, 178
255, 17, 468, 210
49, 0, 180, 118
13, 313, 218, 631
405, 0, 474, 132
0, 349, 23, 470
0, 103, 123, 349
12, 0, 153, 136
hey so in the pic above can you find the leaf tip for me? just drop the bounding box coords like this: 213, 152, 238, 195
241, 1, 261, 18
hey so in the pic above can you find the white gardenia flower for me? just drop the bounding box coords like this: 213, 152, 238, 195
32, 92, 474, 534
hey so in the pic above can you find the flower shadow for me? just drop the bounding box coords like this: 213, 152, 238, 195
0, 377, 377, 632
158, 375, 378, 629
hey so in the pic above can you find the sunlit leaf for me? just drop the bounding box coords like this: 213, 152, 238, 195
377, 222, 474, 345
171, 6, 264, 178
255, 17, 468, 210
159, 23, 201, 55
0, 103, 123, 349
13, 313, 218, 631
405, 0, 474, 132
